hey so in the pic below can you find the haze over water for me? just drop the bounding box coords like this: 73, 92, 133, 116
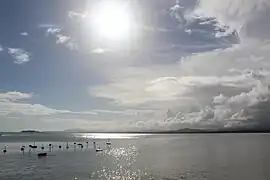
0, 133, 270, 180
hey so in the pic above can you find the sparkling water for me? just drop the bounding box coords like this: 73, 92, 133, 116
0, 133, 270, 180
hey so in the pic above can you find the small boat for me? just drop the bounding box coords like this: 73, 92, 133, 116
38, 153, 47, 157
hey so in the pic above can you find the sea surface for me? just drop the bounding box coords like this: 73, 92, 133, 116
0, 132, 270, 180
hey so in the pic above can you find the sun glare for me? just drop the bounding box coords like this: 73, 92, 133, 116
91, 1, 132, 41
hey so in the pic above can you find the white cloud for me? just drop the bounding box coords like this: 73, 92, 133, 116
12, 0, 268, 130
56, 34, 78, 50
46, 28, 61, 36
56, 34, 70, 44
0, 91, 96, 117
90, 70, 261, 106
0, 92, 33, 102
89, 37, 270, 129
38, 24, 58, 28
213, 94, 228, 105
184, 81, 269, 127
170, 3, 186, 24
46, 29, 78, 51
91, 48, 110, 54
66, 41, 78, 51
0, 91, 156, 131
194, 0, 270, 40
157, 81, 269, 129
68, 11, 87, 21
7, 48, 31, 64
227, 81, 269, 107
0, 44, 3, 52
20, 32, 29, 36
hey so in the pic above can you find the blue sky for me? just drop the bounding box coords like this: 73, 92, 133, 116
0, 0, 270, 132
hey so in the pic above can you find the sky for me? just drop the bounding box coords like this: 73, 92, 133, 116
0, 0, 270, 132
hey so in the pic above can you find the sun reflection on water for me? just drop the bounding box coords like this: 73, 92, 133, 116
91, 144, 154, 179
75, 133, 147, 139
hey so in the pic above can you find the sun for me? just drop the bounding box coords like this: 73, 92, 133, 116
91, 1, 132, 41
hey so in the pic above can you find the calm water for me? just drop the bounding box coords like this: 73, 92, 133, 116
0, 133, 270, 180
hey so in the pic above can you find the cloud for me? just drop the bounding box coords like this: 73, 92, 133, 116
7, 48, 31, 64
38, 24, 59, 28
65, 41, 78, 51
0, 91, 96, 117
45, 28, 78, 51
68, 11, 87, 21
0, 91, 154, 131
46, 28, 61, 36
0, 44, 3, 52
88, 34, 270, 129
2, 0, 269, 131
89, 67, 261, 106
56, 34, 70, 44
91, 48, 111, 54
170, 1, 186, 24
176, 81, 270, 128
56, 34, 78, 50
82, 0, 266, 129
194, 0, 270, 40
20, 32, 29, 36
0, 92, 33, 102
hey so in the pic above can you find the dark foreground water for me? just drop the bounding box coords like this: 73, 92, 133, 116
0, 133, 270, 180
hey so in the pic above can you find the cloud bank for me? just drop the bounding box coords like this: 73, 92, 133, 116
3, 0, 270, 131
87, 0, 270, 130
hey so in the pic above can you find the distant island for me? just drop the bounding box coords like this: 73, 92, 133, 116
21, 130, 40, 133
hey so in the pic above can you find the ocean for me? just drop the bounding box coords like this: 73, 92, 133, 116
0, 133, 270, 180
